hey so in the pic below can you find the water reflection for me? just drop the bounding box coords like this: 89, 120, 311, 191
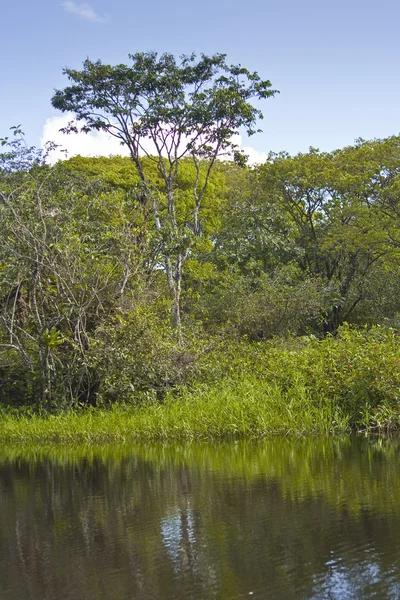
1, 437, 400, 599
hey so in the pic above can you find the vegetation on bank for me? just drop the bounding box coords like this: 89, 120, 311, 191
1, 325, 400, 442
1, 50, 400, 434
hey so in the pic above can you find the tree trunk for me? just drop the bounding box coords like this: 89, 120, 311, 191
165, 255, 184, 346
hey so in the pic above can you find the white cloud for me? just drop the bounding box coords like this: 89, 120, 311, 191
241, 145, 268, 165
62, 1, 108, 23
230, 133, 269, 166
41, 114, 268, 166
41, 114, 130, 163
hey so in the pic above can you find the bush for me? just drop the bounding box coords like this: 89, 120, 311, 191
91, 301, 210, 404
193, 324, 400, 431
192, 265, 328, 340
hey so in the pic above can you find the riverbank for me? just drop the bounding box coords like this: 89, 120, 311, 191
0, 382, 395, 444
0, 379, 347, 443
1, 325, 399, 443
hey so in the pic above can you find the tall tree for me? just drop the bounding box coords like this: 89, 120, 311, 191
256, 144, 395, 332
51, 51, 277, 340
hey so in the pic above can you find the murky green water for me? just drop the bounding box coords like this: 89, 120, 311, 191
1, 437, 400, 599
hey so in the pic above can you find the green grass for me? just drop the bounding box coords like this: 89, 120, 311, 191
0, 376, 349, 443
2, 324, 400, 443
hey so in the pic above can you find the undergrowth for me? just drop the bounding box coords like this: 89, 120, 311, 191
1, 324, 400, 442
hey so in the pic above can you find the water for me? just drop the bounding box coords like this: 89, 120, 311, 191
1, 437, 400, 599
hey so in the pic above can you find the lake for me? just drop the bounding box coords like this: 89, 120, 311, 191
1, 437, 400, 599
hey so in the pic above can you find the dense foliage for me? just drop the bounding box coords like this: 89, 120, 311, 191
2, 98, 400, 432
51, 51, 277, 337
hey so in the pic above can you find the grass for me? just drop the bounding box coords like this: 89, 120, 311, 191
0, 376, 349, 443
1, 324, 400, 443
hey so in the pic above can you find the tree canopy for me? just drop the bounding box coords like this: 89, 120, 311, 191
51, 52, 278, 336
1, 52, 400, 411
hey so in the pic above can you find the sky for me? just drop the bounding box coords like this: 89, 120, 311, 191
1, 0, 399, 163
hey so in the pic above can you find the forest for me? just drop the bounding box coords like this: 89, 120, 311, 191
1, 52, 400, 437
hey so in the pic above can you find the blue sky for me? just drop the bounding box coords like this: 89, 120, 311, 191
1, 0, 399, 160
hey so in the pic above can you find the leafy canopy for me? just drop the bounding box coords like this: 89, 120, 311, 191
51, 51, 278, 163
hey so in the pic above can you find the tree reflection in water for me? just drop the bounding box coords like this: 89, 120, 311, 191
1, 437, 400, 599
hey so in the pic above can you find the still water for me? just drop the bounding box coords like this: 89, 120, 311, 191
1, 437, 400, 599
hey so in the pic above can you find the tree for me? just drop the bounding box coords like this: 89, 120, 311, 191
51, 51, 277, 341
0, 132, 151, 409
255, 143, 395, 332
